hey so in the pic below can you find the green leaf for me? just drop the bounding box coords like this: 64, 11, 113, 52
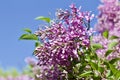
93, 76, 101, 80
102, 30, 109, 38
79, 63, 86, 73
23, 28, 32, 34
78, 71, 92, 77
97, 60, 104, 73
115, 72, 120, 80
90, 36, 93, 42
106, 70, 113, 78
110, 35, 119, 40
109, 58, 120, 64
19, 34, 38, 40
98, 66, 104, 73
103, 61, 109, 69
85, 54, 91, 61
108, 63, 117, 73
89, 61, 98, 70
35, 41, 41, 47
92, 43, 103, 50
105, 50, 114, 57
35, 16, 51, 23
108, 63, 120, 79
108, 42, 118, 49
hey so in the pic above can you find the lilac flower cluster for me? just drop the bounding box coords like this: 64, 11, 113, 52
95, 0, 120, 32
93, 0, 120, 61
34, 4, 94, 79
92, 34, 120, 60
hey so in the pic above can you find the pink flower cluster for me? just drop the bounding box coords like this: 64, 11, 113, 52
95, 0, 120, 32
34, 4, 94, 80
93, 0, 120, 61
18, 0, 120, 79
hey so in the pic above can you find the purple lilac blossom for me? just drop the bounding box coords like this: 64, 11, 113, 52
95, 0, 120, 32
34, 4, 94, 80
25, 57, 37, 67
93, 0, 120, 62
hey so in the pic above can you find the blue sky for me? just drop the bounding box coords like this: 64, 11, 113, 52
0, 0, 100, 70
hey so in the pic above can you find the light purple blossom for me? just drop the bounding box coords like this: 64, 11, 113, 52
93, 0, 120, 61
92, 34, 120, 60
34, 4, 94, 80
25, 57, 37, 67
95, 0, 120, 32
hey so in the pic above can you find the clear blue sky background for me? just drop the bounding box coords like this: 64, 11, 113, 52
0, 0, 100, 70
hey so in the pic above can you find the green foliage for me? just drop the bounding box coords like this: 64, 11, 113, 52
102, 30, 109, 38
20, 13, 120, 79
0, 68, 19, 77
0, 66, 34, 78
19, 34, 38, 40
105, 50, 114, 57
110, 35, 119, 40
23, 28, 32, 34
109, 58, 120, 64
20, 28, 38, 40
19, 26, 120, 80
35, 41, 41, 47
92, 43, 103, 50
35, 16, 51, 23
108, 63, 120, 80
78, 71, 92, 78
108, 41, 118, 49
89, 61, 98, 70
